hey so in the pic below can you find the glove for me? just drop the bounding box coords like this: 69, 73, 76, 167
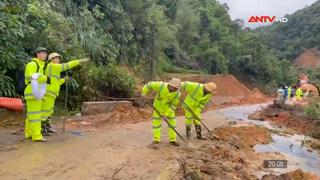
37, 75, 47, 84
79, 58, 90, 63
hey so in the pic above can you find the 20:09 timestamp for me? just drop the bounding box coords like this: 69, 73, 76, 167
263, 160, 287, 168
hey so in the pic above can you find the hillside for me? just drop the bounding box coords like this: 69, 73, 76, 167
1, 1, 320, 179
257, 0, 320, 61
295, 48, 320, 69
0, 0, 298, 100
165, 73, 266, 105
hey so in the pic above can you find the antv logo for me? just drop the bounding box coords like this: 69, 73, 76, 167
248, 16, 288, 23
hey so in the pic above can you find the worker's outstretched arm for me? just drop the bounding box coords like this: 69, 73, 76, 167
48, 60, 80, 74
60, 58, 90, 72
61, 60, 80, 72
47, 58, 90, 78
142, 81, 163, 96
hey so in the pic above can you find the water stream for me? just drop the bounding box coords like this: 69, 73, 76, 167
216, 104, 320, 176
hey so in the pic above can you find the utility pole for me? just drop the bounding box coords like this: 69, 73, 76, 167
150, 19, 156, 81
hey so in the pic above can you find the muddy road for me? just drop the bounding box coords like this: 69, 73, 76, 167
0, 109, 228, 180
0, 104, 319, 179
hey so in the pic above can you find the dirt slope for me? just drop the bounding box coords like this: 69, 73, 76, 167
295, 48, 320, 69
166, 73, 267, 105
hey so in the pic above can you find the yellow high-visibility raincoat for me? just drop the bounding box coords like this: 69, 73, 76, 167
24, 58, 47, 141
142, 81, 181, 142
181, 81, 212, 126
41, 60, 80, 122
296, 87, 303, 101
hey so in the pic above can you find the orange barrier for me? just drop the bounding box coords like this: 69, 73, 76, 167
0, 97, 24, 111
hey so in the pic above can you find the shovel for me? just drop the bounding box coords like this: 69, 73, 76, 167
146, 101, 195, 149
183, 102, 220, 140
183, 103, 240, 149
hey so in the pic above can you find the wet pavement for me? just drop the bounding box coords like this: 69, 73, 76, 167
217, 103, 320, 176
1, 103, 319, 179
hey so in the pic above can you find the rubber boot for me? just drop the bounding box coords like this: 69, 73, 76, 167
148, 141, 160, 149
45, 118, 57, 133
33, 138, 47, 142
169, 141, 180, 147
195, 125, 206, 140
41, 122, 51, 136
186, 126, 191, 139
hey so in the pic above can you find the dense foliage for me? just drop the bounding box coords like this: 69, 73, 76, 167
257, 1, 320, 60
305, 97, 320, 119
1, 0, 303, 107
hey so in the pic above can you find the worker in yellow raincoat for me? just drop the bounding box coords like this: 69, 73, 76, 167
181, 81, 217, 139
41, 52, 89, 134
142, 78, 181, 147
287, 86, 292, 101
24, 47, 49, 142
295, 86, 303, 101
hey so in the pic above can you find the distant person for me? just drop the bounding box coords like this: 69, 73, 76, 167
283, 86, 288, 104
277, 87, 284, 102
287, 86, 292, 101
295, 86, 303, 101
24, 47, 49, 142
291, 87, 296, 99
181, 81, 217, 139
41, 53, 90, 135
141, 78, 181, 148
299, 73, 308, 85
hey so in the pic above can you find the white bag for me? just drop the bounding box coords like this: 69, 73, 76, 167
31, 73, 46, 100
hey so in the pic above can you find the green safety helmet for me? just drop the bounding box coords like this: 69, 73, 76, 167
34, 47, 48, 56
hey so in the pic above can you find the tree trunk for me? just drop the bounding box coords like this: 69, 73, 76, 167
150, 20, 156, 81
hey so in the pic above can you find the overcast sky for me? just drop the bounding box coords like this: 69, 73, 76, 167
218, 0, 318, 28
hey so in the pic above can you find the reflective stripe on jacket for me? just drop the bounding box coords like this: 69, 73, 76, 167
24, 58, 47, 100
45, 60, 80, 98
142, 81, 181, 117
181, 81, 212, 110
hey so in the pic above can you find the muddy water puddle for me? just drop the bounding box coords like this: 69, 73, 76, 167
217, 103, 320, 176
